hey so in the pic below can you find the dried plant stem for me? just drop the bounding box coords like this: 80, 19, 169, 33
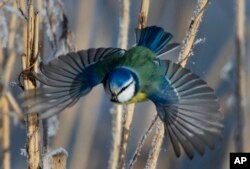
1, 98, 10, 169
145, 120, 164, 169
178, 0, 209, 65
234, 0, 246, 152
0, 2, 18, 168
116, 0, 150, 168
109, 1, 130, 169
118, 104, 134, 169
138, 0, 150, 29
118, 0, 130, 49
109, 105, 123, 169
22, 1, 41, 168
146, 1, 209, 168
128, 114, 158, 169
43, 148, 68, 169
5, 91, 23, 121
3, 2, 17, 89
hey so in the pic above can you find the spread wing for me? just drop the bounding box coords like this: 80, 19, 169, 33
22, 48, 124, 119
149, 60, 223, 159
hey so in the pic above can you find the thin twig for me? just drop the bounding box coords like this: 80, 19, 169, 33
178, 0, 209, 65
234, 0, 246, 152
146, 1, 209, 168
5, 91, 24, 123
128, 114, 158, 169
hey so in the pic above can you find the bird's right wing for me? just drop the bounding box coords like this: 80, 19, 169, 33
149, 60, 224, 159
22, 48, 124, 119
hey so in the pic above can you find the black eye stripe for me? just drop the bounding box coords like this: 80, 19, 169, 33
117, 81, 134, 95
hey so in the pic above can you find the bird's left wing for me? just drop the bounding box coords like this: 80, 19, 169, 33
149, 60, 223, 159
22, 48, 124, 119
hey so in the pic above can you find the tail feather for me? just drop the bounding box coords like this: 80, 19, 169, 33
136, 26, 173, 55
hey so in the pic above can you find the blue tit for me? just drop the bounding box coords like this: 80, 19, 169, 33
23, 26, 223, 159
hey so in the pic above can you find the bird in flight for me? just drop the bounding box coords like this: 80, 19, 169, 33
22, 26, 223, 159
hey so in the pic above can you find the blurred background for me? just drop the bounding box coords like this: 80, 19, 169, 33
0, 0, 250, 169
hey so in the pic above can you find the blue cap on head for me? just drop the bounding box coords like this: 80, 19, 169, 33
104, 67, 139, 103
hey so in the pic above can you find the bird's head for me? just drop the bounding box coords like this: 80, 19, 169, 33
104, 67, 139, 103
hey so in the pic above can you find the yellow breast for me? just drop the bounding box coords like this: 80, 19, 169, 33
127, 92, 148, 104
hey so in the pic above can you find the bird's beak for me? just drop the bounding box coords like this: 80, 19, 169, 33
111, 93, 117, 102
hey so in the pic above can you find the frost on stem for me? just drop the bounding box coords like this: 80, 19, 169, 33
178, 0, 209, 65
43, 148, 68, 169
221, 58, 235, 82
194, 38, 206, 46
47, 115, 59, 137
0, 10, 8, 48
20, 148, 27, 157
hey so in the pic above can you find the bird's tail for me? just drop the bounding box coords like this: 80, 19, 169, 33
136, 26, 176, 55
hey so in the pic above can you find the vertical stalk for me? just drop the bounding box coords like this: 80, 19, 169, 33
235, 0, 245, 152
23, 1, 41, 168
1, 98, 10, 169
146, 0, 209, 168
116, 0, 150, 169
109, 1, 130, 169
1, 2, 18, 168
109, 105, 123, 169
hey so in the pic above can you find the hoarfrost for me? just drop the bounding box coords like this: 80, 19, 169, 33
20, 148, 27, 157
47, 115, 59, 137
220, 58, 235, 81
43, 148, 68, 169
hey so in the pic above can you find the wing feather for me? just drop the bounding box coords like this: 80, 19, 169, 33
22, 48, 124, 119
150, 60, 223, 159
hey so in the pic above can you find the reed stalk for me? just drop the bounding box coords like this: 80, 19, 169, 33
109, 1, 130, 169
146, 0, 209, 168
234, 0, 246, 152
115, 0, 150, 169
0, 98, 10, 169
0, 2, 18, 168
22, 1, 41, 168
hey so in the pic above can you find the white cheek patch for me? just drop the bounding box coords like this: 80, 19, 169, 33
117, 82, 135, 103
